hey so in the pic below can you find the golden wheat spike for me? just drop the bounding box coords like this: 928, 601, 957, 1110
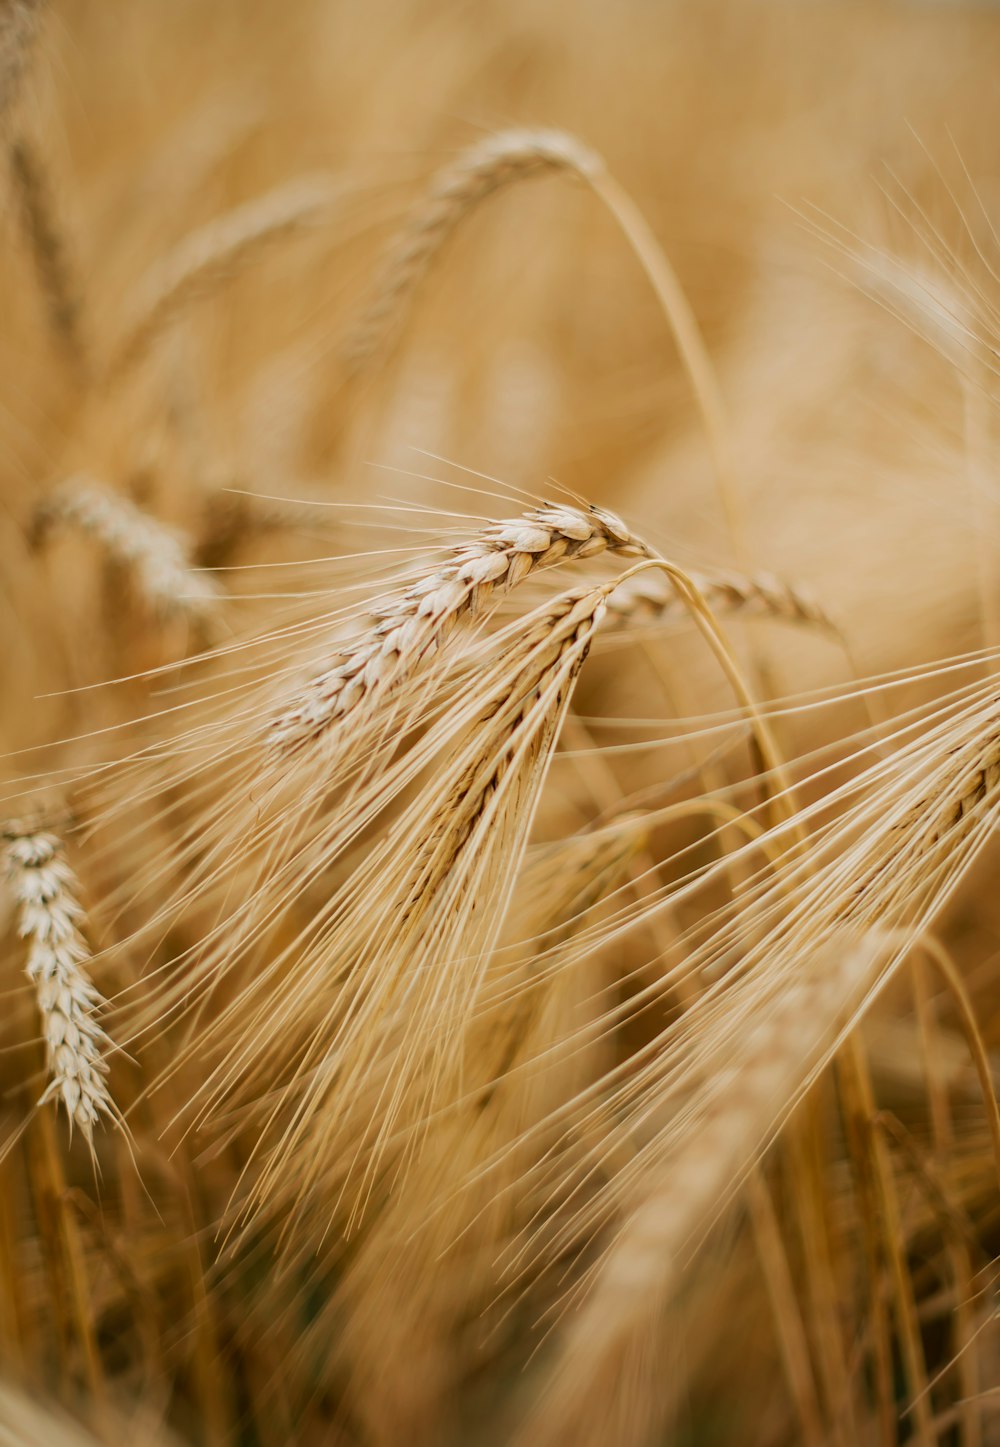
0, 0, 42, 126
605, 566, 833, 633
33, 476, 222, 628
203, 585, 617, 1236
269, 500, 649, 753
343, 129, 600, 373
2, 824, 117, 1147
108, 173, 341, 380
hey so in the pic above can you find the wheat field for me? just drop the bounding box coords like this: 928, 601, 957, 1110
1, 1, 1000, 1443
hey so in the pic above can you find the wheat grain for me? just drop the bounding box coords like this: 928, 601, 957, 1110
33, 477, 221, 628
343, 128, 600, 372
2, 826, 116, 1145
268, 501, 648, 753
108, 173, 341, 380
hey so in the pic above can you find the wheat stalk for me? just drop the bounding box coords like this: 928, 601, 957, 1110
521, 679, 1000, 1443
33, 477, 222, 628
343, 129, 600, 372
269, 501, 649, 754
2, 826, 116, 1146
108, 173, 341, 380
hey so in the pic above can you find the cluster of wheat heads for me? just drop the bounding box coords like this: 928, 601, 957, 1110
1, 1, 1000, 1445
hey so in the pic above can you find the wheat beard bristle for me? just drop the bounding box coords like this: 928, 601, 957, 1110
247, 585, 612, 1230
268, 501, 649, 755
3, 828, 116, 1145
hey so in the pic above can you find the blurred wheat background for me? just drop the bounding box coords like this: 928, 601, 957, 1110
2, 0, 1000, 1443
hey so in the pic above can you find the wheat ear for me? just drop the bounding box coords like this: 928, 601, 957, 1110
0, 0, 42, 126
108, 173, 341, 380
33, 477, 221, 628
521, 940, 885, 1447
840, 694, 1000, 924
10, 138, 89, 375
605, 566, 833, 633
343, 129, 601, 371
342, 127, 742, 558
912, 719, 1000, 851
269, 501, 648, 754
2, 826, 116, 1145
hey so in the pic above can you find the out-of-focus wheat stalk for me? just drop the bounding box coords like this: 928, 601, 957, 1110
522, 938, 888, 1447
605, 565, 833, 632
343, 125, 742, 549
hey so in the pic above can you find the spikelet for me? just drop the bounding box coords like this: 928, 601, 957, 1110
269, 500, 648, 753
33, 477, 221, 628
2, 826, 116, 1145
343, 128, 601, 373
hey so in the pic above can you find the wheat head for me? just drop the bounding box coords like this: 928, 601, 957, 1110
2, 825, 116, 1146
